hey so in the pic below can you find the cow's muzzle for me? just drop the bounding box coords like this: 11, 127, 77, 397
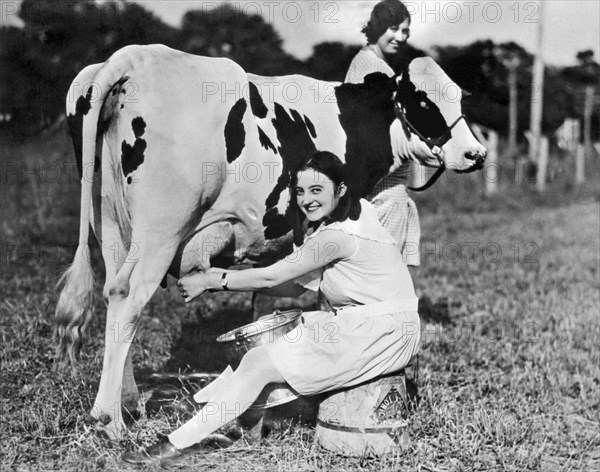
456, 150, 486, 173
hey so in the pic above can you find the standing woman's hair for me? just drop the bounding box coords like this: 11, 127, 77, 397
289, 151, 361, 246
362, 0, 411, 44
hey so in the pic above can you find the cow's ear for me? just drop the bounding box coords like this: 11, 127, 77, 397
461, 88, 472, 98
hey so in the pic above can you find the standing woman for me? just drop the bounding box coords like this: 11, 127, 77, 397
122, 151, 421, 466
346, 0, 420, 266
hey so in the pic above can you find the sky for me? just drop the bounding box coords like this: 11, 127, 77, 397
132, 0, 600, 66
2, 0, 599, 65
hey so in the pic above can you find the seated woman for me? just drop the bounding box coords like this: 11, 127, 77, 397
122, 151, 421, 466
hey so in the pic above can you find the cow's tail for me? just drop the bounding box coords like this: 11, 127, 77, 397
55, 238, 95, 364
55, 49, 136, 363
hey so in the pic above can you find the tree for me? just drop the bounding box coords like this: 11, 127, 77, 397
304, 42, 360, 81
179, 5, 302, 75
494, 43, 523, 158
1, 0, 179, 135
564, 50, 600, 157
434, 40, 574, 141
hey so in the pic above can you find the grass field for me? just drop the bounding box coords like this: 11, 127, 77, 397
1, 127, 599, 471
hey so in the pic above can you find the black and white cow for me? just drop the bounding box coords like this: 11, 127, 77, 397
56, 44, 485, 439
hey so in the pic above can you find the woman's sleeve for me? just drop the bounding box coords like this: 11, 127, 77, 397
345, 55, 367, 83
293, 268, 323, 292
345, 50, 395, 83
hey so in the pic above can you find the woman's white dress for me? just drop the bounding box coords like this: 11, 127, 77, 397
265, 200, 421, 395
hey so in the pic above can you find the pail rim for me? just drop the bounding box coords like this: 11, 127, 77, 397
216, 309, 302, 343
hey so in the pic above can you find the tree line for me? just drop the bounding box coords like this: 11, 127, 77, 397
1, 0, 598, 142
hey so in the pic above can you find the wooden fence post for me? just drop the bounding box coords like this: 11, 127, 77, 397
471, 124, 500, 194
485, 130, 499, 195
536, 136, 549, 192
575, 143, 585, 185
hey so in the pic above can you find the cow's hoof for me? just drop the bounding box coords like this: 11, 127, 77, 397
122, 407, 141, 424
93, 420, 124, 441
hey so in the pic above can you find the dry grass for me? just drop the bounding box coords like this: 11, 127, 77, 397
1, 127, 599, 471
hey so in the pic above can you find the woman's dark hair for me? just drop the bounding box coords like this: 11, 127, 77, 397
362, 0, 411, 44
289, 151, 361, 246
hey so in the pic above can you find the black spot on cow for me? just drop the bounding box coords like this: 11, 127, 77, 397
131, 116, 146, 138
335, 73, 398, 198
79, 89, 93, 115
249, 82, 268, 119
304, 115, 317, 139
257, 126, 277, 154
262, 207, 290, 241
121, 116, 147, 183
100, 78, 130, 136
111, 77, 130, 111
395, 69, 448, 142
263, 103, 317, 240
66, 88, 93, 178
224, 99, 247, 163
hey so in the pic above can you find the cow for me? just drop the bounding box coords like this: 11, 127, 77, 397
56, 44, 485, 439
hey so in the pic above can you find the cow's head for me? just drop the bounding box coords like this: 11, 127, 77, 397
391, 57, 486, 173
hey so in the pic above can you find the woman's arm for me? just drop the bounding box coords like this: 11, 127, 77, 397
187, 269, 307, 297
178, 229, 354, 302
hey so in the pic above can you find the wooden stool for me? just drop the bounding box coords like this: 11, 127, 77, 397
315, 370, 411, 456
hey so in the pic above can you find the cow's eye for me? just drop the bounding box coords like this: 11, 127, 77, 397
420, 101, 428, 109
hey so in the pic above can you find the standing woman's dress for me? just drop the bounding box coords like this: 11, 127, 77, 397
266, 200, 421, 395
345, 47, 421, 266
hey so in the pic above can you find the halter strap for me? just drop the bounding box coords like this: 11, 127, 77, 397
407, 164, 446, 192
393, 102, 467, 192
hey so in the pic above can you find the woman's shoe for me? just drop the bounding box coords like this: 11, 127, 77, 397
122, 434, 233, 467
121, 437, 186, 466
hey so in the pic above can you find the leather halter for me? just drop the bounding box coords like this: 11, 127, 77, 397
393, 101, 466, 192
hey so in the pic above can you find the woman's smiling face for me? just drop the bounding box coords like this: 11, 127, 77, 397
295, 169, 345, 222
376, 19, 411, 56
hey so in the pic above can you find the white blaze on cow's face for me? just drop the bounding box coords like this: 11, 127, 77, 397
391, 57, 486, 172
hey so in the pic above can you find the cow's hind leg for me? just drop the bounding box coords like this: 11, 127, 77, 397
99, 224, 141, 419
122, 351, 139, 419
92, 236, 178, 440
